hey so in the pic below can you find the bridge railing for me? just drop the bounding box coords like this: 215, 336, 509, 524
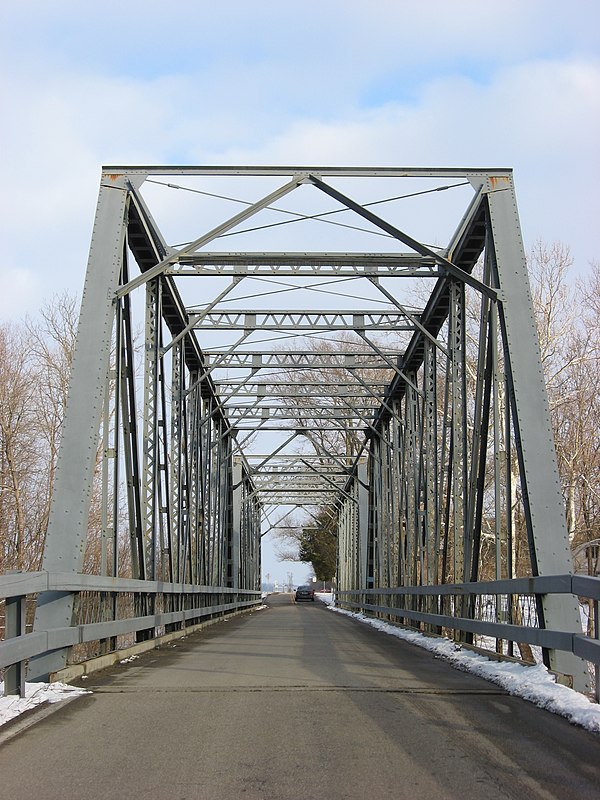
336, 574, 600, 700
0, 571, 262, 696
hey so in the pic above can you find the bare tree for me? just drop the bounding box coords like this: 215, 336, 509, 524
527, 245, 599, 549
0, 323, 40, 570
0, 294, 103, 574
25, 293, 78, 548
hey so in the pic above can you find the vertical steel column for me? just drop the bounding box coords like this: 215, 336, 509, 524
141, 278, 161, 581
423, 340, 439, 586
439, 352, 452, 589
491, 303, 503, 582
389, 414, 401, 588
487, 180, 589, 690
381, 425, 392, 588
405, 379, 419, 588
357, 463, 369, 590
170, 341, 183, 581
465, 276, 491, 580
31, 174, 129, 680
239, 472, 250, 590
370, 435, 383, 589
156, 347, 174, 583
215, 425, 226, 586
449, 280, 468, 584
100, 337, 113, 578
120, 289, 145, 580
396, 403, 408, 587
4, 584, 26, 696
230, 463, 243, 589
187, 380, 202, 583
200, 401, 211, 584
337, 494, 349, 593
337, 464, 368, 597
252, 494, 262, 590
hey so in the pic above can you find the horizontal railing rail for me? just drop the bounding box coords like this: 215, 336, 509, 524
338, 574, 600, 599
0, 571, 262, 695
0, 571, 261, 599
336, 573, 600, 700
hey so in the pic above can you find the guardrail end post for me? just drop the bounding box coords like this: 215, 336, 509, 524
594, 598, 599, 705
4, 587, 27, 698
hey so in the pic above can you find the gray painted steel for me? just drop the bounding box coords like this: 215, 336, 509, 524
0, 164, 585, 693
31, 179, 129, 679
486, 182, 587, 685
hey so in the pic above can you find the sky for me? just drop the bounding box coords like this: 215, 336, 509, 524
1, 1, 599, 583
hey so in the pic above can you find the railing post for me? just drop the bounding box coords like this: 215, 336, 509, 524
4, 572, 26, 697
595, 598, 599, 704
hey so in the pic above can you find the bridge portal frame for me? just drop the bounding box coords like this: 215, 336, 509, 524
22, 166, 588, 690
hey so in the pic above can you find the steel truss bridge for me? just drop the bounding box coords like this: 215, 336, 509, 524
1, 166, 599, 697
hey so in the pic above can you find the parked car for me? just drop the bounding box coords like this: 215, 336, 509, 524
295, 585, 315, 602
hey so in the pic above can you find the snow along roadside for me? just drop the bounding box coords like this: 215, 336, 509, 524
315, 593, 600, 734
0, 681, 91, 728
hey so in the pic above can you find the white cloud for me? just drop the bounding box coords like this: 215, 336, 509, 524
0, 4, 598, 320
213, 58, 600, 268
3, 2, 598, 78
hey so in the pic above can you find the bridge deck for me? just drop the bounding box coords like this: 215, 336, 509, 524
1, 596, 598, 799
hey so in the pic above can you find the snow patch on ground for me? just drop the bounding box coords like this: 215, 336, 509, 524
326, 603, 600, 734
0, 682, 90, 728
315, 592, 335, 606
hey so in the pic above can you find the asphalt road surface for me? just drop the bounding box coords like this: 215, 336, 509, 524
0, 593, 599, 799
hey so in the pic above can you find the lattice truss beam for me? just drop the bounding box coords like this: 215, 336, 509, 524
36, 166, 586, 687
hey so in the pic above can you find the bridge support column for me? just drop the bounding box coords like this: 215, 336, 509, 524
357, 462, 369, 591
30, 174, 132, 680
229, 463, 242, 590
487, 179, 589, 691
